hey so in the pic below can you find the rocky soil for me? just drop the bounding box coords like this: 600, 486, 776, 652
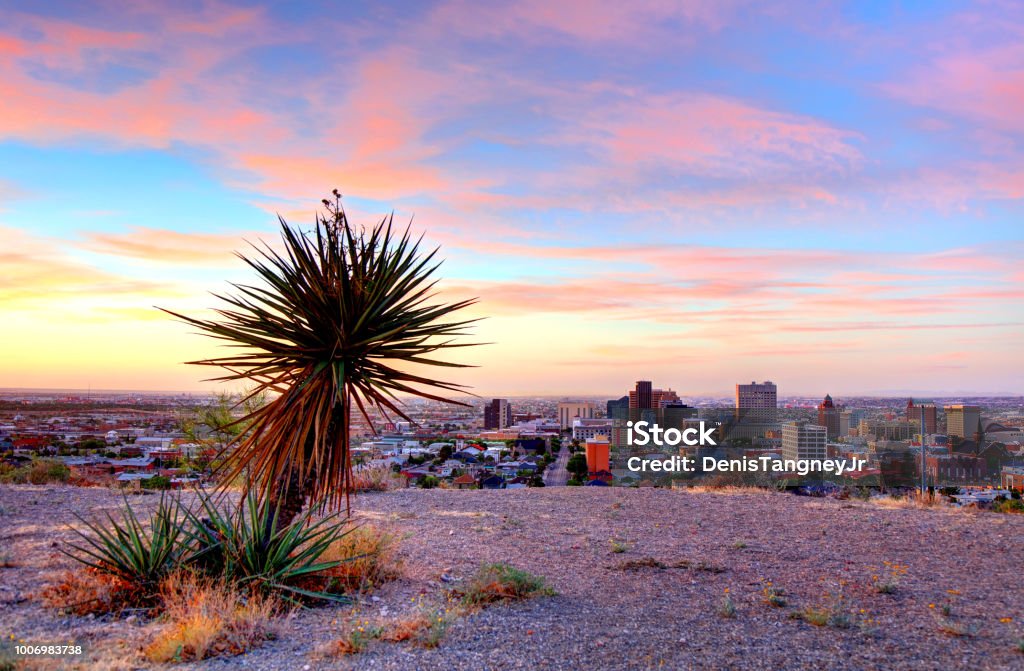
1, 484, 1022, 670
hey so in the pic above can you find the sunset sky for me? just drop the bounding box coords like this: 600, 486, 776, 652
1, 1, 1022, 396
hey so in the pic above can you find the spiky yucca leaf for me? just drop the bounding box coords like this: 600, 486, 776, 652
178, 489, 352, 603
161, 192, 479, 512
63, 493, 182, 591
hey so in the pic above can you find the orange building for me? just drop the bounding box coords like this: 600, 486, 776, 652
585, 437, 611, 481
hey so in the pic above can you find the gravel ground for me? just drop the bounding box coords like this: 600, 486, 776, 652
1, 485, 1023, 670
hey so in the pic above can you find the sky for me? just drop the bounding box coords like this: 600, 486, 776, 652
1, 0, 1022, 397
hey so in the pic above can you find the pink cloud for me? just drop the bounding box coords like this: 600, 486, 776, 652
79, 226, 276, 264
0, 226, 167, 306
591, 93, 862, 179
885, 45, 1024, 134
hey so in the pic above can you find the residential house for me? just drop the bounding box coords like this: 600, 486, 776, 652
480, 475, 505, 490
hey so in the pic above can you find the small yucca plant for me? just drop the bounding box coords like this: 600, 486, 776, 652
63, 491, 357, 605
63, 494, 182, 594
178, 490, 352, 603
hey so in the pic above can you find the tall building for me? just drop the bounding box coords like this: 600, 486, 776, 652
944, 405, 982, 440
558, 401, 597, 431
483, 399, 512, 430
782, 421, 827, 462
735, 380, 777, 424
632, 380, 652, 409
906, 399, 937, 434
817, 394, 841, 440
606, 396, 629, 421
628, 380, 679, 409
839, 409, 864, 437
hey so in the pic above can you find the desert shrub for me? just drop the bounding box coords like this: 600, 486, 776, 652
455, 563, 554, 608
316, 524, 401, 592
0, 462, 26, 483
27, 459, 71, 484
144, 572, 279, 663
992, 498, 1024, 514
0, 459, 71, 484
141, 475, 172, 490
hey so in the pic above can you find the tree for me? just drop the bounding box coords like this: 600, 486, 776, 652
567, 453, 589, 481
163, 190, 478, 525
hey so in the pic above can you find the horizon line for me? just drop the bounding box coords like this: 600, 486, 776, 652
1, 386, 1022, 400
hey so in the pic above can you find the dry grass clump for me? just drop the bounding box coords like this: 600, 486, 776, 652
761, 581, 787, 608
326, 562, 552, 655
685, 483, 772, 495
143, 572, 280, 663
454, 563, 555, 608
329, 617, 385, 655
871, 561, 908, 594
351, 464, 396, 492
382, 594, 457, 649
384, 609, 451, 649
797, 604, 852, 629
315, 523, 402, 592
380, 611, 436, 644
871, 491, 949, 510
329, 596, 458, 656
39, 569, 148, 616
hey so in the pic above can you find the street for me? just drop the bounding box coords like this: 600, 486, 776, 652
543, 442, 570, 486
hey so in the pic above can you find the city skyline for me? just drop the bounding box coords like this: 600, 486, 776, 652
2, 2, 1023, 395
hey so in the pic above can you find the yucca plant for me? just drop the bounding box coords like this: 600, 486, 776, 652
178, 489, 352, 603
63, 494, 182, 594
162, 190, 478, 523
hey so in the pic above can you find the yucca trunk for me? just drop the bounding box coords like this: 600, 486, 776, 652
268, 395, 351, 533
